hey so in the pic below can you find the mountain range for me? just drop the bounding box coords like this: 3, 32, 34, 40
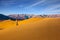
0, 14, 60, 20
0, 14, 31, 20
0, 14, 16, 20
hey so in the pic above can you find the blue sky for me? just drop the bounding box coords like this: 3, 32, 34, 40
0, 0, 60, 15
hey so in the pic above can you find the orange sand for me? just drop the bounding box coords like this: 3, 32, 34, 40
0, 18, 60, 40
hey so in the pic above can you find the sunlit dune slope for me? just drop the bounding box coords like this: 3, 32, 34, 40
18, 18, 60, 40
0, 18, 60, 40
18, 18, 44, 25
0, 20, 16, 28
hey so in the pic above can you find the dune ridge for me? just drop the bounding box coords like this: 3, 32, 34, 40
0, 18, 60, 40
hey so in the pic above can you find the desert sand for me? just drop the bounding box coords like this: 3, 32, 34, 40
0, 18, 60, 40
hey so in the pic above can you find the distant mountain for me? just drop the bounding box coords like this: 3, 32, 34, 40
47, 14, 60, 18
0, 14, 31, 20
9, 14, 60, 20
0, 14, 10, 20
0, 14, 60, 21
8, 14, 33, 20
0, 14, 16, 20
32, 14, 60, 18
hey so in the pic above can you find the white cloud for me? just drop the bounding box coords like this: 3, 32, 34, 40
48, 5, 60, 10
26, 0, 46, 8
40, 4, 60, 14
26, 0, 60, 8
48, 10, 60, 12
42, 4, 60, 12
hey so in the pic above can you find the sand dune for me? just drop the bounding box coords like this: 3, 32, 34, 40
18, 18, 44, 25
0, 20, 16, 28
0, 18, 60, 40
